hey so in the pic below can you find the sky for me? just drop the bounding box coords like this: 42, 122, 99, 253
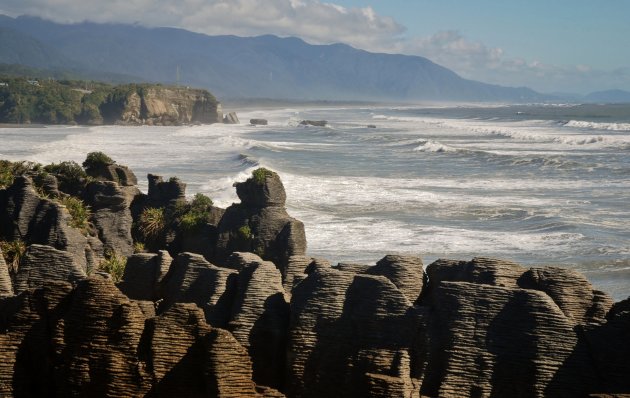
1, 0, 629, 94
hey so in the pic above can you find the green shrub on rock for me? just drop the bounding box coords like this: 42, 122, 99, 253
0, 159, 47, 189
238, 224, 252, 240
44, 161, 87, 181
178, 193, 215, 231
82, 151, 114, 172
252, 167, 273, 185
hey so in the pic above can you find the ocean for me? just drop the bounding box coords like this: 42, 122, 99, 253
1, 103, 629, 300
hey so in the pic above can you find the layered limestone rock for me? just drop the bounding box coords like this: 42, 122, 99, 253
364, 255, 425, 303
85, 181, 135, 256
0, 176, 95, 271
146, 174, 187, 209
287, 267, 420, 398
518, 266, 613, 325
12, 244, 86, 294
0, 247, 13, 297
214, 169, 306, 273
159, 252, 237, 327
227, 252, 289, 389
118, 250, 172, 301
582, 298, 630, 394
0, 277, 273, 397
420, 281, 595, 397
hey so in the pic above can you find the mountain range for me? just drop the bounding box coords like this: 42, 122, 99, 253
0, 15, 626, 103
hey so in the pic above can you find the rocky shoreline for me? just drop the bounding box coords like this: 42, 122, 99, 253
0, 154, 628, 397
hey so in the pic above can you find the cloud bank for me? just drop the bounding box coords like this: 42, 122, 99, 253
1, 0, 627, 93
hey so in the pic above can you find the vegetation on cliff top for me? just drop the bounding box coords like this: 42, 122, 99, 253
0, 76, 218, 125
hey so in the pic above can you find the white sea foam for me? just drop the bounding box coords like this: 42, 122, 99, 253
413, 140, 458, 153
564, 120, 630, 131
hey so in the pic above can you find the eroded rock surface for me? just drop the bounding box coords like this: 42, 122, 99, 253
214, 170, 306, 272
0, 277, 278, 397
0, 176, 94, 271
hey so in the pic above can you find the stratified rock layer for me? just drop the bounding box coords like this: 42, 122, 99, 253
287, 267, 419, 398
227, 253, 289, 389
0, 278, 277, 397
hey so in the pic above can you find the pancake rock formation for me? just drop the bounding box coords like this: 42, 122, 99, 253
1, 155, 629, 397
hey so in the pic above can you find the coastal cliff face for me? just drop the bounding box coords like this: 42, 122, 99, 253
0, 156, 629, 397
102, 85, 223, 125
0, 78, 222, 125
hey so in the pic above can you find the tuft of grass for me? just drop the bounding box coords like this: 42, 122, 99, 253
0, 239, 27, 276
82, 151, 114, 171
252, 167, 273, 185
99, 250, 127, 282
133, 242, 145, 253
238, 224, 252, 240
58, 195, 91, 233
139, 207, 165, 240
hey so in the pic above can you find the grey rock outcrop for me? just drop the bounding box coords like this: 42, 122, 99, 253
85, 181, 134, 256
420, 281, 594, 397
227, 253, 289, 389
12, 244, 86, 294
518, 266, 613, 325
85, 161, 138, 187
214, 169, 306, 272
0, 176, 94, 271
146, 174, 187, 209
287, 267, 419, 398
299, 120, 327, 127
0, 247, 13, 297
159, 252, 237, 327
101, 85, 222, 126
223, 111, 240, 124
364, 254, 425, 303
118, 250, 172, 301
582, 297, 630, 394
0, 277, 271, 397
250, 119, 268, 125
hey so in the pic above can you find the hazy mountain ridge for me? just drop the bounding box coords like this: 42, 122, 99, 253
0, 15, 576, 102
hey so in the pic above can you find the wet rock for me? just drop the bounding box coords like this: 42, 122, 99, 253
223, 112, 240, 124
250, 119, 268, 125
299, 120, 327, 127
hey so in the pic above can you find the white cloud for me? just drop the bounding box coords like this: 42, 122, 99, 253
0, 0, 404, 50
1, 0, 628, 92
